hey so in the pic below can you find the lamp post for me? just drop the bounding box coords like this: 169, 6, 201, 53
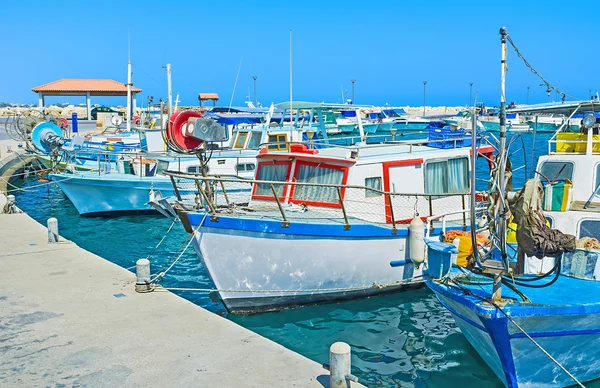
423, 81, 427, 117
252, 76, 257, 105
527, 86, 530, 104
469, 82, 473, 107
351, 79, 356, 104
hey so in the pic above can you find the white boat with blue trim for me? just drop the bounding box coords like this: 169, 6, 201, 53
164, 133, 494, 313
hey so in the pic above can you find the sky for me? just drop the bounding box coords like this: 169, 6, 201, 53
1, 0, 599, 108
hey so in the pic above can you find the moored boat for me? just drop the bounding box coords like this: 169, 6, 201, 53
161, 132, 494, 313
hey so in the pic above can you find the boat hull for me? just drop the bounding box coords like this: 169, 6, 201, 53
187, 213, 424, 314
50, 173, 181, 215
428, 279, 600, 387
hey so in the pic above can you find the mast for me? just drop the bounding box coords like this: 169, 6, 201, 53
126, 35, 132, 132
166, 64, 172, 127
493, 26, 509, 301
289, 29, 293, 129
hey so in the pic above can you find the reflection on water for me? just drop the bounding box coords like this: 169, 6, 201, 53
9, 133, 551, 387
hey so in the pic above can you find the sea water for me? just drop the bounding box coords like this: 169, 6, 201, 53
9, 132, 551, 387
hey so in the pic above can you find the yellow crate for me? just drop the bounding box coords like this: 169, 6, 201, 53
556, 132, 600, 153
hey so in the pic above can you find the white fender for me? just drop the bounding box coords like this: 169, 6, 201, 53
409, 215, 425, 267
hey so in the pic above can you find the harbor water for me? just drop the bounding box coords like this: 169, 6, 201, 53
9, 132, 556, 387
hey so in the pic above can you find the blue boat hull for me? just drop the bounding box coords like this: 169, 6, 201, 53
427, 278, 600, 387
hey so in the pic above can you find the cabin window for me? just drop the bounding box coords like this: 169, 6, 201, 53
365, 177, 382, 197
155, 160, 170, 176
186, 165, 208, 174
579, 220, 600, 240
234, 132, 248, 149
424, 157, 469, 194
539, 161, 573, 182
267, 134, 288, 151
247, 132, 263, 149
236, 163, 256, 172
292, 163, 345, 204
254, 162, 289, 197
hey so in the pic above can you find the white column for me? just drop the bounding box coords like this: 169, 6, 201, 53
126, 61, 132, 131
86, 92, 91, 120
132, 92, 137, 117
38, 92, 44, 109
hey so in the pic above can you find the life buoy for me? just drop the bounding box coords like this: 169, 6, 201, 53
133, 116, 141, 125
57, 118, 68, 129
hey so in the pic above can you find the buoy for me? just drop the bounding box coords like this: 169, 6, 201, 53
409, 215, 425, 267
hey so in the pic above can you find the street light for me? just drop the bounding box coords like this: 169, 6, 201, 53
351, 79, 356, 104
423, 81, 427, 117
527, 86, 530, 104
469, 82, 473, 107
252, 76, 257, 106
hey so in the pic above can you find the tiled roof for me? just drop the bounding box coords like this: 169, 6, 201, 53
32, 79, 142, 93
198, 93, 219, 100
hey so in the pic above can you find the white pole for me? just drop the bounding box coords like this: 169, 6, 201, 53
167, 64, 173, 124
127, 60, 132, 132
493, 26, 509, 302
86, 91, 91, 121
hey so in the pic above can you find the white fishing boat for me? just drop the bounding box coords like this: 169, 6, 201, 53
160, 132, 494, 313
480, 112, 531, 132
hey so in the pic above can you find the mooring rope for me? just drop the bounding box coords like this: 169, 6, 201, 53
150, 214, 207, 283
0, 175, 75, 192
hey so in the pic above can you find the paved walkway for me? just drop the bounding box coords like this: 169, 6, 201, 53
0, 211, 355, 387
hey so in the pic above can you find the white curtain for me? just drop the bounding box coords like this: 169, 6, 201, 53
425, 158, 469, 194
425, 161, 447, 194
293, 165, 344, 203
255, 164, 288, 197
447, 158, 468, 193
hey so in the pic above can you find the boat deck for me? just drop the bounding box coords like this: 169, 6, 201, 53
431, 270, 600, 317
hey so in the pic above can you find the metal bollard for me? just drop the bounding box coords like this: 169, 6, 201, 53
330, 342, 352, 388
47, 217, 59, 243
135, 258, 154, 293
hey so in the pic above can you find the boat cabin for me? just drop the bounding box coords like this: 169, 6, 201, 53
248, 142, 493, 224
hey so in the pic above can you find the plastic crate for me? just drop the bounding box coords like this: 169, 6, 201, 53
428, 126, 465, 149
426, 241, 458, 279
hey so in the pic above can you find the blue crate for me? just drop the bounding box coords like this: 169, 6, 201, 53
428, 126, 465, 149
426, 241, 458, 279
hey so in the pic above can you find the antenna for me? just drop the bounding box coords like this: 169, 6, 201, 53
289, 29, 293, 127
228, 57, 243, 113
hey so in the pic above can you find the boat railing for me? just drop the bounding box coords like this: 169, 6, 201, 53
424, 207, 488, 239
548, 138, 600, 154
165, 172, 483, 231
259, 134, 483, 154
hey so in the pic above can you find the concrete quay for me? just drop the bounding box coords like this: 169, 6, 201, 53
0, 209, 365, 387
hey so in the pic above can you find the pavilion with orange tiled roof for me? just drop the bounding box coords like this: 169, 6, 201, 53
32, 79, 142, 119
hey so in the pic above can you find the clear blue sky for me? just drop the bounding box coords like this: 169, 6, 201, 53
2, 0, 598, 107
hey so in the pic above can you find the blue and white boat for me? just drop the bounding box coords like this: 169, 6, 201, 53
162, 132, 494, 313
424, 28, 600, 387
381, 108, 431, 131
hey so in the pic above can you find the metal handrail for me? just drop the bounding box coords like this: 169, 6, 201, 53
164, 171, 472, 198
